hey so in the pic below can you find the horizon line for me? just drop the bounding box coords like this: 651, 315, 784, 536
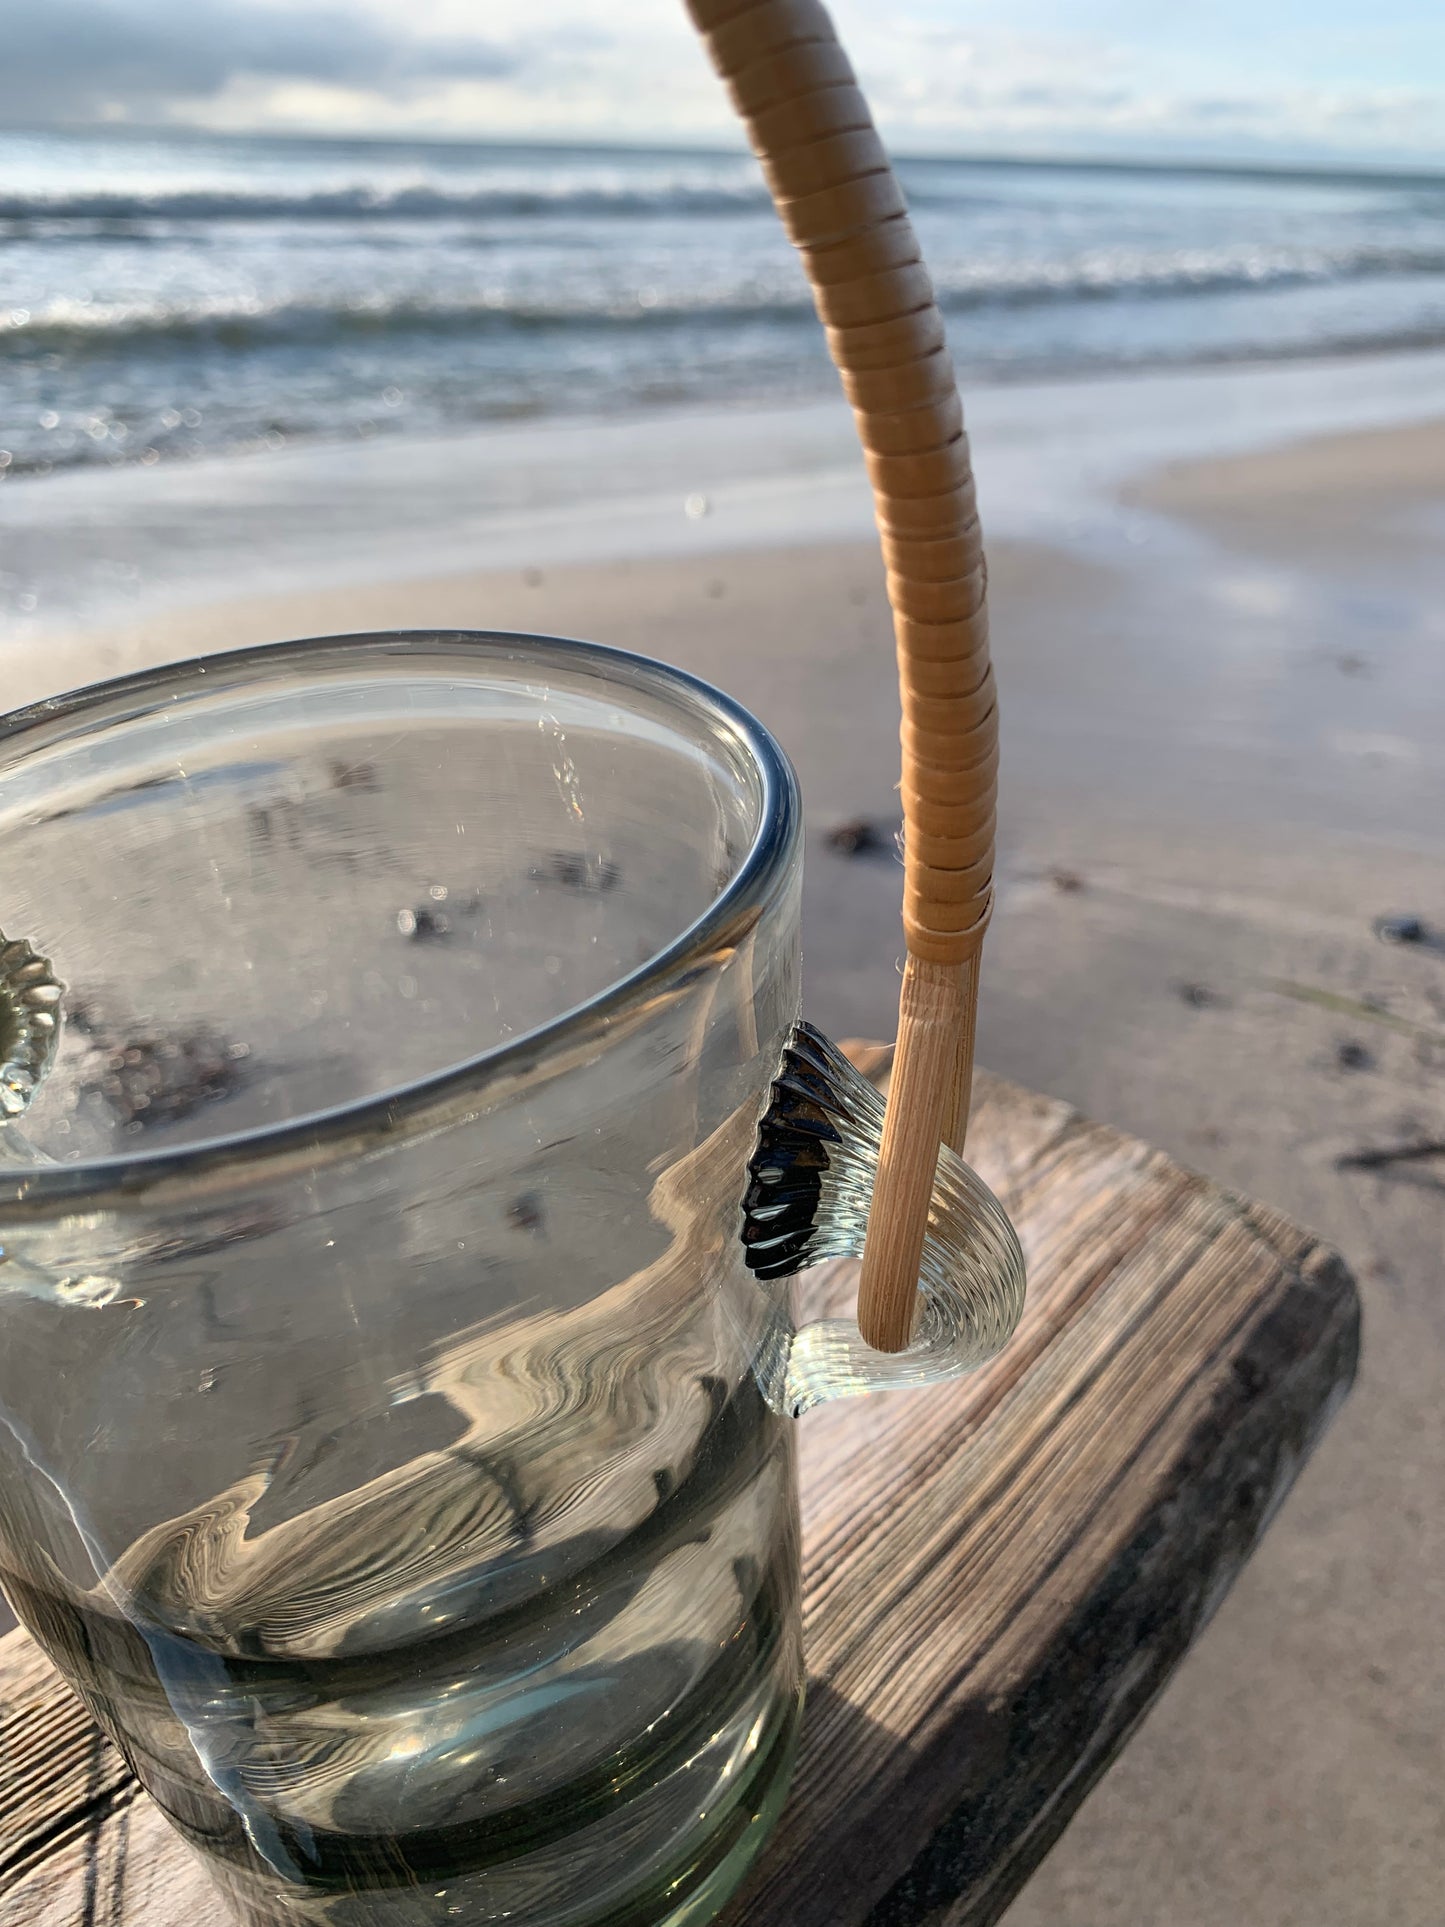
9, 120, 1445, 188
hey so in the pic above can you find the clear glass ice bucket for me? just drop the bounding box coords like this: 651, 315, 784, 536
0, 633, 1023, 1927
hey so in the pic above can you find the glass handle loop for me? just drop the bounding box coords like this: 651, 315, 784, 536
742, 1023, 1025, 1415
0, 932, 63, 1125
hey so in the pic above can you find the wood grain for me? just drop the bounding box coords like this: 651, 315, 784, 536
0, 1056, 1359, 1927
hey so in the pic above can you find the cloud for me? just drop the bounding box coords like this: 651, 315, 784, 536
3, 0, 1441, 163
0, 0, 516, 123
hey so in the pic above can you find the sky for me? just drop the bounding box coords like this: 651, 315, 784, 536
2, 0, 1443, 165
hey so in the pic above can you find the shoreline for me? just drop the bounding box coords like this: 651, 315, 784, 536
6, 394, 1440, 1024
6, 346, 1445, 650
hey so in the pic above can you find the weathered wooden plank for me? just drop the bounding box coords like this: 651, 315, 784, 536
0, 1634, 130, 1890
0, 1060, 1359, 1927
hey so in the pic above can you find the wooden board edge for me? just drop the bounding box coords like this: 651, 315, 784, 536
858, 1236, 1361, 1927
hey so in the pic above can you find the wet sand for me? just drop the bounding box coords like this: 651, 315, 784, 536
1133, 412, 1445, 555
3, 399, 1443, 1924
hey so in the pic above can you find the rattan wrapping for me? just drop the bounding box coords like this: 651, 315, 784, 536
686, 0, 1000, 1347
685, 0, 997, 966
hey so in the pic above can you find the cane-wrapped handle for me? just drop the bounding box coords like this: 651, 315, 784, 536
685, 0, 998, 1350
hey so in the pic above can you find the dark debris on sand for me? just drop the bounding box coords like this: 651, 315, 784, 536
507, 1193, 545, 1234
67, 998, 250, 1130
1176, 981, 1224, 1010
826, 819, 887, 858
1372, 913, 1445, 961
531, 852, 621, 892
398, 905, 452, 941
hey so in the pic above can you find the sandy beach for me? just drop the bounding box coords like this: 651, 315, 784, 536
3, 358, 1443, 1924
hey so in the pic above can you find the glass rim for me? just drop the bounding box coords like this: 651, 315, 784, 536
0, 629, 801, 1207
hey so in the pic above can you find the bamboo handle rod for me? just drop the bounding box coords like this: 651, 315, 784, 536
684, 0, 999, 1350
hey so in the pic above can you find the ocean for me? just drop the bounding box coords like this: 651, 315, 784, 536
4, 128, 1445, 484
